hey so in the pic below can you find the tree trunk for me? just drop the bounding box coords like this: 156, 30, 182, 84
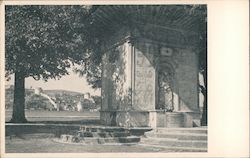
10, 71, 27, 123
201, 69, 207, 126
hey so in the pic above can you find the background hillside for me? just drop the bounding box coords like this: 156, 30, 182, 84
44, 89, 84, 96
5, 86, 101, 111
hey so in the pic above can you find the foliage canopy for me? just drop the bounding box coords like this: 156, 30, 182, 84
5, 5, 98, 81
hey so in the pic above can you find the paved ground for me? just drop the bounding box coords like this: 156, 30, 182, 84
5, 110, 163, 153
4, 110, 204, 153
5, 136, 188, 153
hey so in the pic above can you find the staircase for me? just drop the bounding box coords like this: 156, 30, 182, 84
55, 126, 152, 145
140, 127, 207, 152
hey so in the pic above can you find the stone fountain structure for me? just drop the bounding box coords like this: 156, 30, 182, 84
93, 5, 206, 128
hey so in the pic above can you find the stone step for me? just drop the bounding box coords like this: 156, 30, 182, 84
83, 126, 127, 133
76, 131, 131, 138
140, 137, 207, 148
118, 136, 141, 143
59, 134, 141, 144
81, 126, 152, 133
60, 135, 113, 144
145, 132, 207, 141
155, 127, 207, 134
99, 132, 130, 137
84, 137, 111, 144
139, 144, 207, 152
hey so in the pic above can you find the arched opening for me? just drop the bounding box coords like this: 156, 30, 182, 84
156, 63, 178, 112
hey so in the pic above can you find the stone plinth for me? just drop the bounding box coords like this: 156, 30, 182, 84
100, 110, 157, 127
156, 111, 201, 127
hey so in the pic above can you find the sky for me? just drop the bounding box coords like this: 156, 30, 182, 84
6, 69, 101, 96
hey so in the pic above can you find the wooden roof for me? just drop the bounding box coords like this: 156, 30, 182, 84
89, 5, 206, 37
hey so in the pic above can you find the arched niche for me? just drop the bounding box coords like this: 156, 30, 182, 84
156, 63, 178, 111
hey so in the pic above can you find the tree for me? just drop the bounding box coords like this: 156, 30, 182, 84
186, 5, 207, 126
92, 95, 102, 108
5, 6, 92, 122
190, 5, 207, 126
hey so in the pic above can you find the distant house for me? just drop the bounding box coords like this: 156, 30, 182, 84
5, 84, 14, 90
83, 92, 90, 99
5, 85, 14, 109
34, 87, 43, 95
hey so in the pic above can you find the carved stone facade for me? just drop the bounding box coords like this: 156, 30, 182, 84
96, 6, 205, 128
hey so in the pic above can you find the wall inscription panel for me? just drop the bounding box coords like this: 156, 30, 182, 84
134, 50, 155, 110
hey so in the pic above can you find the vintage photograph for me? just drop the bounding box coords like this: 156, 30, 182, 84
4, 5, 207, 153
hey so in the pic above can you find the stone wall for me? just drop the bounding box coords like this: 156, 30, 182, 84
101, 41, 135, 126
174, 48, 199, 112
133, 42, 156, 111
101, 25, 200, 127
101, 41, 132, 111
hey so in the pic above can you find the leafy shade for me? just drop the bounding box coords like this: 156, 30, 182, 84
5, 5, 100, 122
5, 5, 93, 81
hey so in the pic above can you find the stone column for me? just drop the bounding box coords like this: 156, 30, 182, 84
100, 36, 157, 127
100, 39, 133, 126
132, 42, 157, 128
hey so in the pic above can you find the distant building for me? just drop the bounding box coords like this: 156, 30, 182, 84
76, 101, 84, 112
34, 87, 43, 95
5, 84, 14, 90
83, 92, 90, 100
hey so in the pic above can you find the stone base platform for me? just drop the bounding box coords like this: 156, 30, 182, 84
56, 126, 152, 144
6, 123, 152, 144
100, 110, 153, 127
56, 135, 141, 145
6, 123, 152, 134
100, 110, 201, 128
156, 111, 201, 128
141, 127, 207, 152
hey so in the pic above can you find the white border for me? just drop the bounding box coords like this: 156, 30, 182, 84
1, 0, 249, 157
